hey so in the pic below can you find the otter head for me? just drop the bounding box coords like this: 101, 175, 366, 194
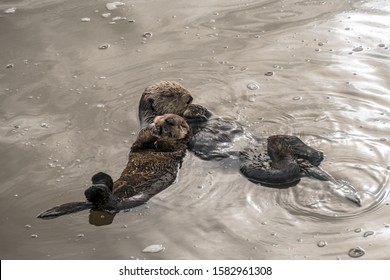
139, 81, 193, 126
150, 114, 191, 140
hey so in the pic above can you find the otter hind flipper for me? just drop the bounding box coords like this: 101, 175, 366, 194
37, 201, 93, 219
240, 162, 301, 188
276, 135, 324, 166
300, 163, 362, 207
84, 184, 117, 210
91, 172, 113, 191
240, 137, 301, 187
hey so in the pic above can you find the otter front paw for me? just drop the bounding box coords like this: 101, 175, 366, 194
183, 104, 212, 121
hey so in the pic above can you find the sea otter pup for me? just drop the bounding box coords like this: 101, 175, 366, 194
137, 81, 361, 205
37, 114, 192, 219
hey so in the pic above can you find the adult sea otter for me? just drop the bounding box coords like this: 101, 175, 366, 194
137, 81, 361, 205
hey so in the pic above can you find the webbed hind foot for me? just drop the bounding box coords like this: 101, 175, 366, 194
240, 161, 301, 187
272, 135, 324, 166
84, 172, 117, 210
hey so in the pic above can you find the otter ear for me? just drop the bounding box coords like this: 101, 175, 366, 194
91, 172, 113, 191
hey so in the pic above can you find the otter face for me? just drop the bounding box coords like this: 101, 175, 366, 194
151, 114, 191, 140
143, 81, 193, 116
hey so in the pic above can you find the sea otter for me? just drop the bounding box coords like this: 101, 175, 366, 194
37, 114, 192, 219
137, 81, 361, 205
138, 81, 323, 176
139, 81, 194, 129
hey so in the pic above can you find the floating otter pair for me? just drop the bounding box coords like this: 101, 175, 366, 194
138, 81, 361, 204
37, 114, 192, 219
38, 81, 361, 219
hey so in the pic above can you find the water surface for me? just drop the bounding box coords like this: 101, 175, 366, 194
1, 0, 390, 259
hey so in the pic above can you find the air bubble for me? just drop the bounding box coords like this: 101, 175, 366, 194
6, 63, 14, 69
363, 231, 375, 238
143, 32, 153, 38
247, 83, 259, 90
348, 247, 365, 258
40, 122, 49, 128
353, 46, 364, 52
292, 96, 302, 101
98, 44, 110, 50
81, 17, 91, 22
264, 71, 274, 76
317, 240, 327, 247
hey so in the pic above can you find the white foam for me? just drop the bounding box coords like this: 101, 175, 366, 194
4, 7, 17, 14
106, 2, 125, 11
141, 244, 165, 253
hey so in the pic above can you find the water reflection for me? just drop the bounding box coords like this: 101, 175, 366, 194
89, 210, 116, 226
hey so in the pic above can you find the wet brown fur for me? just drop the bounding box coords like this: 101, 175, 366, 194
138, 81, 194, 128
37, 114, 193, 218
112, 114, 192, 199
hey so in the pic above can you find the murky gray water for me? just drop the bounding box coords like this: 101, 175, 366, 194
1, 0, 390, 259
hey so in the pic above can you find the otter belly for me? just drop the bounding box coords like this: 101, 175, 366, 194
112, 151, 182, 197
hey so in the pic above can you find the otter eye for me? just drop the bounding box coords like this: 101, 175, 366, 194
161, 92, 174, 98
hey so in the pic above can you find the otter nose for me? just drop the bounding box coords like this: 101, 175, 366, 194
187, 95, 193, 104
165, 118, 177, 126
